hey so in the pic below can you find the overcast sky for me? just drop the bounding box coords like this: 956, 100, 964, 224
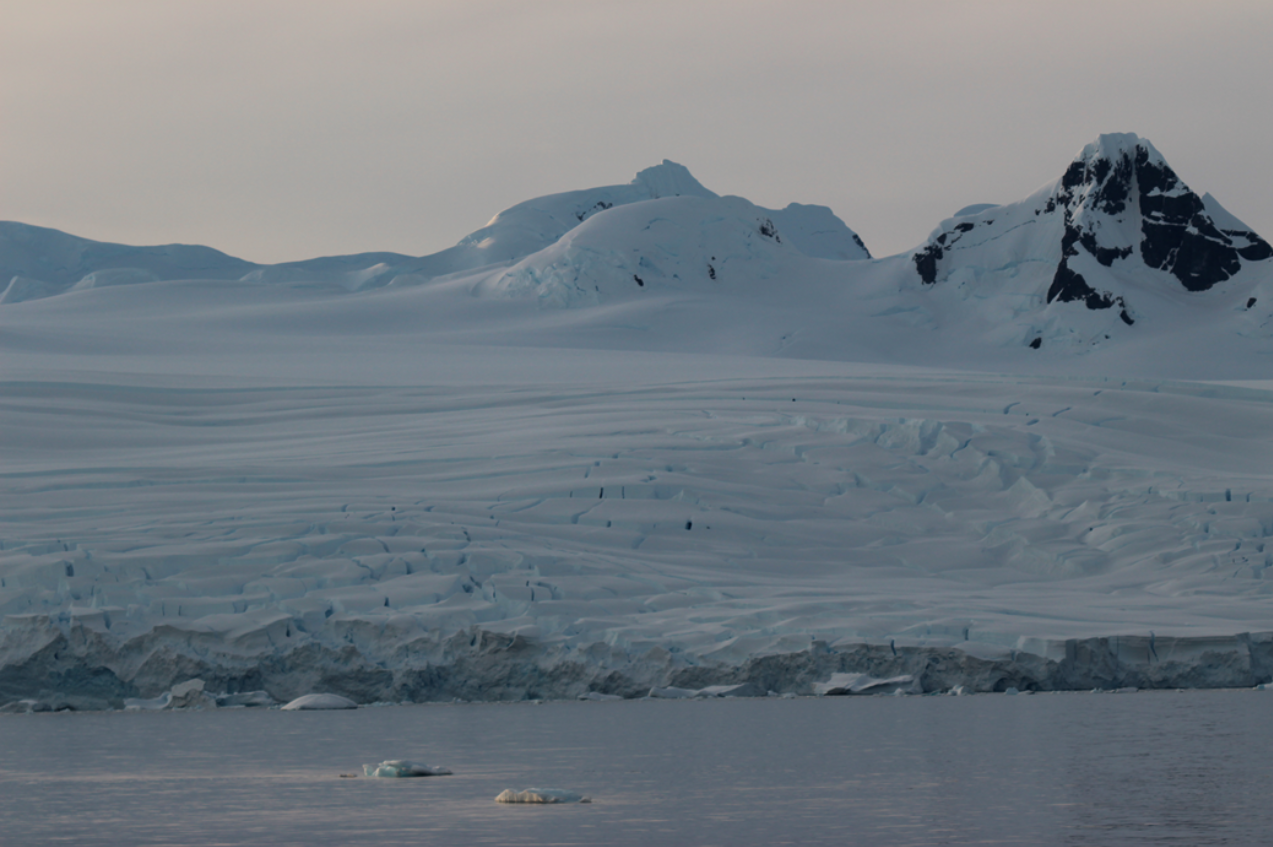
4, 1, 1271, 263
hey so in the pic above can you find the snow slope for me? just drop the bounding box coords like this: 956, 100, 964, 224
2, 136, 1273, 708
0, 222, 256, 303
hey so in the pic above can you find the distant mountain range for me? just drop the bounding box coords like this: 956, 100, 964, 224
4, 134, 1270, 366
0, 159, 868, 303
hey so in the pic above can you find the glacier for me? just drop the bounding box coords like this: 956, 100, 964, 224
2, 134, 1273, 710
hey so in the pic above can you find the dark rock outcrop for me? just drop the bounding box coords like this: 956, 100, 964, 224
912, 134, 1270, 314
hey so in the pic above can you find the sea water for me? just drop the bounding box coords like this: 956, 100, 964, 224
1, 690, 1269, 846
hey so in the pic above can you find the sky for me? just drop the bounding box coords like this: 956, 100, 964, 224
3, 1, 1272, 264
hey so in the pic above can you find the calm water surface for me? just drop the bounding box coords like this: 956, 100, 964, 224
1, 690, 1269, 846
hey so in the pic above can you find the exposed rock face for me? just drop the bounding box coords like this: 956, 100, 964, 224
912, 133, 1271, 321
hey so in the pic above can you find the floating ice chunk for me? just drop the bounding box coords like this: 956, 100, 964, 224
577, 692, 623, 701
215, 690, 276, 708
695, 683, 764, 698
647, 686, 698, 699
168, 679, 214, 710
123, 679, 215, 711
495, 788, 590, 804
124, 693, 173, 711
362, 760, 452, 778
814, 672, 919, 696
280, 693, 358, 711
814, 672, 867, 695
948, 685, 969, 696
0, 699, 51, 713
1004, 687, 1020, 696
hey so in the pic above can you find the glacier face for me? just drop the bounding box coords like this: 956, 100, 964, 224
3, 135, 1273, 708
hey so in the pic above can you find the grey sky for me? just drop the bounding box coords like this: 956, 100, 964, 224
4, 1, 1271, 264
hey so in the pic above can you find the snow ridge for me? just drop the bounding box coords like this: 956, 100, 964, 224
1, 160, 871, 303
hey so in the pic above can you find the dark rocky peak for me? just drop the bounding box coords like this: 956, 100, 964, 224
1048, 133, 1270, 293
911, 134, 1271, 322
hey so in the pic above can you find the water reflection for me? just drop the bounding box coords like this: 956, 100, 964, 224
0, 690, 1269, 845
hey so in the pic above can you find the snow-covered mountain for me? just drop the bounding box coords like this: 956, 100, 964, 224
6, 136, 1270, 377
0, 159, 869, 301
904, 133, 1273, 351
0, 222, 257, 303
3, 135, 1273, 711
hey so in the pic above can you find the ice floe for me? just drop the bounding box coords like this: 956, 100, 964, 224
362, 760, 452, 778
814, 673, 921, 696
495, 788, 590, 804
281, 694, 357, 711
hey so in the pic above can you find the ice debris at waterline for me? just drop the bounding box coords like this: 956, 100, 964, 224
121, 679, 277, 711
495, 789, 591, 804
125, 679, 212, 711
813, 672, 921, 696
362, 760, 452, 778
280, 694, 358, 711
647, 682, 766, 699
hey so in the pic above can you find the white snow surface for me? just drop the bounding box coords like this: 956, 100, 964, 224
2, 136, 1273, 705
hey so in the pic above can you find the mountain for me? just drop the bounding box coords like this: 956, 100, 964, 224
0, 222, 257, 304
5, 135, 1268, 374
0, 160, 870, 302
905, 133, 1273, 350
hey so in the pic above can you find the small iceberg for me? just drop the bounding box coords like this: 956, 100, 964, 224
124, 693, 172, 711
124, 679, 215, 711
647, 686, 697, 699
215, 690, 276, 708
577, 692, 623, 701
495, 788, 590, 804
695, 683, 763, 698
646, 683, 763, 699
362, 759, 452, 778
280, 693, 358, 711
814, 672, 919, 696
